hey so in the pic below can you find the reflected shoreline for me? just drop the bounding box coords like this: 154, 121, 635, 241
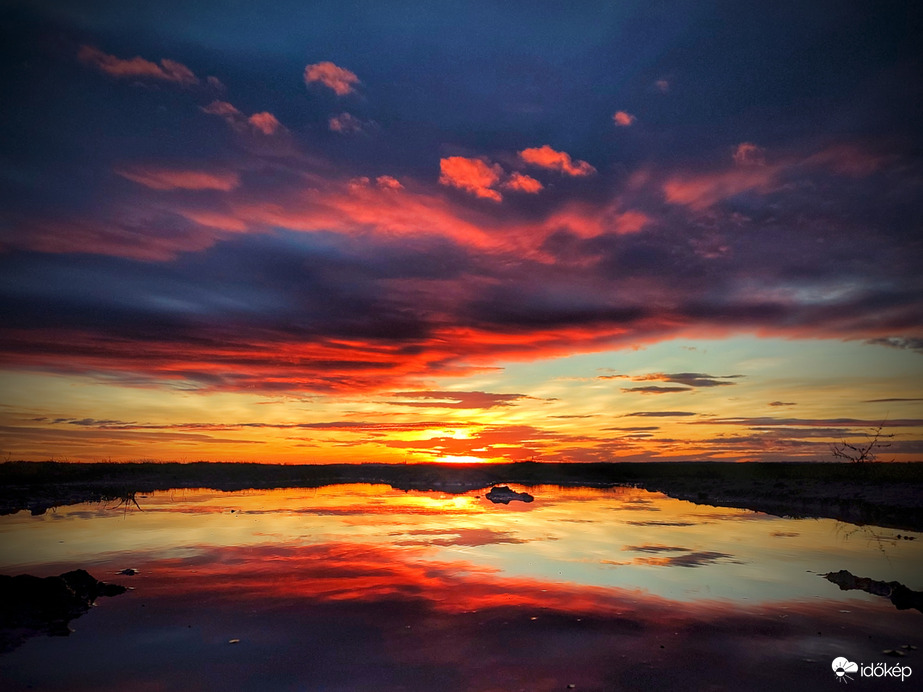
2, 460, 921, 530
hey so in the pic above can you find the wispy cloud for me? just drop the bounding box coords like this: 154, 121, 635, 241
519, 145, 596, 177
602, 372, 742, 388
304, 61, 360, 96
386, 390, 528, 409
328, 112, 365, 134
620, 386, 693, 395
733, 142, 766, 166
78, 45, 198, 86
623, 412, 698, 418
115, 166, 240, 191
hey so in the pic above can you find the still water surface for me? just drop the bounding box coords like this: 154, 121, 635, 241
0, 484, 920, 690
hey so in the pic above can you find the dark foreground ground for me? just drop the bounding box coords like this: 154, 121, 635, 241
2, 461, 921, 531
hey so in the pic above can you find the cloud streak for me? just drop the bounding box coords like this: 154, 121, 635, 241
78, 45, 199, 85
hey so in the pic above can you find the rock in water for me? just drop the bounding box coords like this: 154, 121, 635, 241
485, 485, 534, 504
0, 569, 127, 652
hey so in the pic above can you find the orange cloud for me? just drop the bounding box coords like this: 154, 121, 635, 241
304, 61, 360, 96
438, 157, 504, 202
77, 45, 198, 86
503, 172, 543, 194
519, 145, 596, 176
248, 112, 282, 135
613, 111, 636, 127
115, 166, 241, 191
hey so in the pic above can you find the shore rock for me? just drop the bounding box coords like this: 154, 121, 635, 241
0, 569, 127, 652
486, 485, 534, 504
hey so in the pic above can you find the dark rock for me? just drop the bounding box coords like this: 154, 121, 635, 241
485, 486, 534, 504
0, 569, 127, 652
822, 570, 923, 613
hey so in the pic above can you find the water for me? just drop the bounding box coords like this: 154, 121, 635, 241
0, 484, 919, 690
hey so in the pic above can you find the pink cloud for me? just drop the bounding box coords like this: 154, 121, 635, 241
304, 61, 360, 96
613, 111, 636, 127
503, 172, 543, 194
519, 145, 596, 177
201, 100, 241, 118
733, 142, 766, 166
328, 112, 364, 134
438, 156, 504, 201
803, 143, 888, 177
206, 75, 226, 92
662, 167, 779, 210
77, 45, 198, 86
248, 112, 282, 135
655, 79, 670, 93
115, 166, 240, 191
202, 101, 286, 139
376, 175, 403, 190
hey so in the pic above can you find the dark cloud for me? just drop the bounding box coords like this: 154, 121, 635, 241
620, 386, 692, 395
698, 417, 923, 428
624, 545, 689, 553
602, 373, 743, 388
622, 412, 698, 418
635, 551, 742, 568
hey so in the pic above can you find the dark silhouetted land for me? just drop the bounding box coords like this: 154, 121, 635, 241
1, 460, 921, 531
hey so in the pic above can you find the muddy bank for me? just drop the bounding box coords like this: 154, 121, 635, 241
1, 460, 921, 531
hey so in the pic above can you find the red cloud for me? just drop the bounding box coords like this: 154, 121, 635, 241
77, 45, 198, 86
519, 145, 596, 177
439, 157, 504, 201
503, 172, 543, 194
304, 61, 360, 96
115, 166, 240, 191
248, 112, 282, 135
613, 111, 636, 127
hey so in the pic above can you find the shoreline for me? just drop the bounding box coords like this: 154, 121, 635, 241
2, 460, 922, 531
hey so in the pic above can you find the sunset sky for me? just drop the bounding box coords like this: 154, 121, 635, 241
1, 0, 921, 464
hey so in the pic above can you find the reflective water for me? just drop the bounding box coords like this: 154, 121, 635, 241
0, 484, 920, 691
